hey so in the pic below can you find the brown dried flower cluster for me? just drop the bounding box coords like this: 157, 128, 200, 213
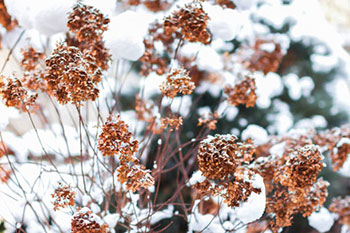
266, 178, 328, 232
160, 68, 195, 98
20, 47, 48, 91
71, 208, 108, 233
135, 94, 155, 122
0, 76, 38, 110
140, 22, 172, 76
221, 171, 261, 207
98, 115, 154, 192
0, 165, 10, 183
329, 196, 350, 226
197, 134, 255, 180
224, 76, 257, 107
66, 4, 111, 71
275, 145, 323, 190
216, 0, 236, 9
117, 161, 154, 192
21, 47, 44, 72
164, 2, 211, 44
313, 125, 350, 171
193, 169, 262, 208
68, 3, 109, 42
160, 115, 183, 131
0, 0, 17, 31
245, 39, 283, 75
98, 115, 139, 158
45, 43, 102, 105
252, 138, 328, 231
197, 110, 219, 130
51, 183, 76, 211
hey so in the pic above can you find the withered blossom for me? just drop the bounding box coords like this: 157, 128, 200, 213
0, 76, 38, 110
197, 134, 255, 180
98, 115, 138, 158
160, 115, 183, 131
71, 208, 108, 233
45, 43, 101, 105
224, 76, 257, 107
51, 183, 76, 211
164, 2, 211, 44
160, 68, 195, 98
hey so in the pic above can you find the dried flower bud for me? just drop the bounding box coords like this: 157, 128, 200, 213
160, 68, 195, 98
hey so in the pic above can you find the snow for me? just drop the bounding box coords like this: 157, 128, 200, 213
4, 0, 75, 36
255, 72, 283, 108
196, 46, 224, 72
232, 0, 258, 11
188, 170, 206, 186
269, 142, 286, 158
283, 74, 315, 100
235, 173, 266, 224
104, 11, 154, 61
308, 207, 334, 233
241, 124, 269, 145
203, 4, 241, 41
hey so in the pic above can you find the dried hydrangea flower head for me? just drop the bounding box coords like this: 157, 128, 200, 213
160, 67, 195, 98
164, 1, 211, 44
98, 115, 139, 159
51, 182, 76, 211
224, 76, 257, 107
0, 76, 38, 110
244, 39, 283, 75
329, 196, 350, 226
71, 207, 108, 233
160, 115, 183, 131
0, 0, 17, 31
220, 170, 262, 207
246, 220, 269, 233
117, 161, 154, 192
66, 4, 111, 71
144, 0, 171, 12
330, 137, 350, 171
67, 3, 109, 43
98, 115, 154, 192
135, 94, 155, 122
21, 47, 44, 72
217, 0, 236, 9
275, 145, 324, 190
197, 134, 255, 180
296, 178, 329, 216
45, 42, 102, 105
197, 110, 219, 130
